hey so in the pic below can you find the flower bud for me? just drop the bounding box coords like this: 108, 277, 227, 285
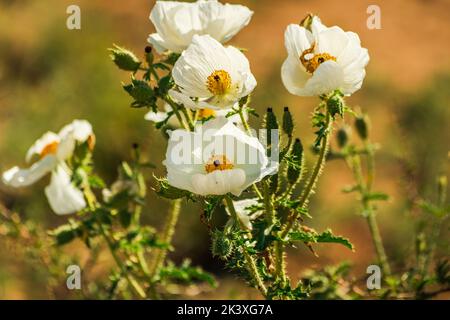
264, 107, 279, 153
109, 44, 141, 72
211, 230, 233, 260
300, 13, 314, 30
288, 138, 304, 185
336, 125, 351, 148
282, 106, 294, 137
326, 90, 345, 118
354, 114, 370, 140
145, 46, 154, 65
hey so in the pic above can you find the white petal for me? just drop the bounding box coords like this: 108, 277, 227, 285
144, 110, 169, 123
45, 165, 86, 215
281, 56, 310, 96
310, 16, 327, 36
284, 24, 314, 58
302, 60, 345, 96
2, 155, 56, 187
59, 119, 93, 143
147, 33, 170, 54
191, 168, 246, 196
317, 26, 350, 58
25, 132, 60, 163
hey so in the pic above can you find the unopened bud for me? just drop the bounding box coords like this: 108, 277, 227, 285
355, 114, 370, 140
282, 106, 294, 137
109, 44, 141, 72
288, 138, 304, 185
336, 126, 351, 148
211, 230, 233, 260
300, 13, 314, 30
326, 90, 345, 118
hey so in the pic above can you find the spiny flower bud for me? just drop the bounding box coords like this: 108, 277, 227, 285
211, 230, 233, 260
326, 90, 345, 118
354, 114, 370, 140
109, 44, 141, 72
288, 138, 304, 185
264, 107, 279, 153
336, 125, 351, 148
282, 106, 294, 137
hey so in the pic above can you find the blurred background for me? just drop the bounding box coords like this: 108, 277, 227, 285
0, 0, 449, 299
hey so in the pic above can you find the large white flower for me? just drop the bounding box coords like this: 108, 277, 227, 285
164, 117, 276, 196
148, 0, 253, 54
2, 120, 94, 215
281, 16, 369, 97
171, 34, 256, 110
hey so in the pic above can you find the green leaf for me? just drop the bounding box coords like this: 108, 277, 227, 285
155, 178, 192, 200
49, 223, 80, 246
289, 228, 354, 251
159, 259, 217, 288
364, 192, 389, 202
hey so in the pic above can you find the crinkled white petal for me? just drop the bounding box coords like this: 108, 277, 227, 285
284, 24, 314, 58
148, 0, 253, 54
302, 60, 345, 96
317, 26, 350, 58
281, 56, 310, 96
229, 198, 263, 230
45, 165, 86, 215
2, 155, 57, 187
191, 168, 246, 196
25, 132, 60, 163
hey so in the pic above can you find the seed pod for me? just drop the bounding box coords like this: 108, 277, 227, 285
264, 108, 279, 156
287, 138, 304, 185
145, 46, 154, 65
354, 114, 370, 140
282, 106, 294, 137
211, 230, 233, 260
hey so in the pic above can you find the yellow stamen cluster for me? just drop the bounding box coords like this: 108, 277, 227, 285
205, 155, 234, 173
198, 108, 216, 120
300, 43, 336, 74
206, 70, 231, 95
40, 141, 59, 159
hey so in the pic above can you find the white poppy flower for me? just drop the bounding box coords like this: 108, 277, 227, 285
2, 120, 94, 215
164, 117, 276, 197
171, 34, 256, 110
281, 16, 369, 97
148, 0, 253, 54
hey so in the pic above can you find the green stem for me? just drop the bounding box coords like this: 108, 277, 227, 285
281, 111, 332, 238
349, 153, 391, 276
274, 241, 286, 282
225, 196, 267, 297
83, 188, 147, 298
164, 95, 189, 130
180, 107, 196, 131
148, 199, 182, 281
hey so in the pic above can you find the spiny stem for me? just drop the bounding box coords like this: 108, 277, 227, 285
148, 199, 182, 281
164, 95, 190, 130
281, 110, 332, 238
348, 153, 391, 276
274, 241, 287, 282
83, 187, 147, 298
225, 196, 267, 297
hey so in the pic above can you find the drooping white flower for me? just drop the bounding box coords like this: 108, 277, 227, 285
170, 34, 256, 110
148, 0, 253, 54
2, 120, 94, 215
281, 16, 369, 97
164, 117, 276, 196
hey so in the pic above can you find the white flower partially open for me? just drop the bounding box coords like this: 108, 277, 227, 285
226, 198, 263, 230
2, 120, 93, 215
148, 0, 253, 54
171, 34, 256, 110
164, 117, 276, 196
281, 16, 369, 97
